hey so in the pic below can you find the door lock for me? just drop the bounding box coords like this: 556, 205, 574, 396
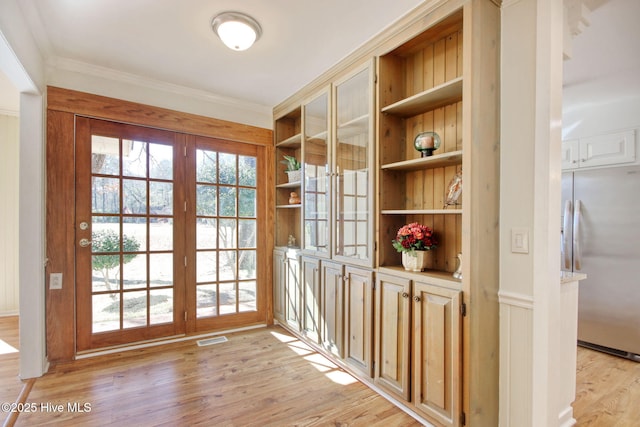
79, 238, 92, 247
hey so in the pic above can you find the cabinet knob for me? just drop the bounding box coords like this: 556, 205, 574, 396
413, 296, 421, 302
402, 292, 409, 298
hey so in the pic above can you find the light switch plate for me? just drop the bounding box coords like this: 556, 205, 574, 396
50, 273, 63, 290
511, 227, 529, 254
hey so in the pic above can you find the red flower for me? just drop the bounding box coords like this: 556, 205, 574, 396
392, 222, 438, 254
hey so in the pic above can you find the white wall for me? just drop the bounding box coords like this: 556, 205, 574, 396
0, 114, 19, 316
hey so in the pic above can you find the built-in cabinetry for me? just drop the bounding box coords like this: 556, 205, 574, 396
375, 273, 461, 426
273, 1, 500, 426
274, 60, 376, 375
562, 130, 636, 169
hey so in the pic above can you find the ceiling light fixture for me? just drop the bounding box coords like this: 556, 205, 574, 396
212, 11, 262, 51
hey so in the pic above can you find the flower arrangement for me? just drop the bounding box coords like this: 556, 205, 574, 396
392, 222, 437, 256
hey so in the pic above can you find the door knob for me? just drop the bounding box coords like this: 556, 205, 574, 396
79, 238, 92, 247
413, 296, 421, 302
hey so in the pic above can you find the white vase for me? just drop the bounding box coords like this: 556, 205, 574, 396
286, 169, 301, 183
402, 251, 430, 272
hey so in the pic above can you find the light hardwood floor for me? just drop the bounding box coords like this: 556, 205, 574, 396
0, 316, 27, 416
574, 346, 640, 426
2, 316, 640, 427
5, 324, 421, 426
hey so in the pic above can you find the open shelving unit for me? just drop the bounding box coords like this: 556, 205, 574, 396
274, 107, 302, 249
377, 9, 464, 276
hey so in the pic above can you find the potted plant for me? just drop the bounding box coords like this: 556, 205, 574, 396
281, 155, 301, 183
392, 222, 437, 272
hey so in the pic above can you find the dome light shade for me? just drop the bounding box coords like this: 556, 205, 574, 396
212, 12, 262, 51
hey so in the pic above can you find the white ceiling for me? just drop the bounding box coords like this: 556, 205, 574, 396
3, 0, 637, 116
563, 0, 640, 108
18, 0, 425, 108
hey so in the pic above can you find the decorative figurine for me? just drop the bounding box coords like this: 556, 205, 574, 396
289, 192, 300, 204
287, 234, 296, 248
444, 170, 462, 208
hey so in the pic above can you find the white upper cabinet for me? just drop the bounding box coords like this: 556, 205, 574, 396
563, 130, 636, 169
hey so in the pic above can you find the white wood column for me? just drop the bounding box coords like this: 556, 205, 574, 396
500, 0, 565, 426
1, 0, 48, 379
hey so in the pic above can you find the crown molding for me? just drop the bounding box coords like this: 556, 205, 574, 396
49, 56, 271, 115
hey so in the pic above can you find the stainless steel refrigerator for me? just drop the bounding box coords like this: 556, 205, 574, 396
562, 165, 640, 359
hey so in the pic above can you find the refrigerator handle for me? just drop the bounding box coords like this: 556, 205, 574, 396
562, 200, 572, 270
573, 199, 582, 271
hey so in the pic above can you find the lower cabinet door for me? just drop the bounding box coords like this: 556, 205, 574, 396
374, 273, 411, 401
343, 266, 374, 378
273, 250, 286, 322
412, 281, 462, 427
321, 261, 344, 358
284, 252, 301, 331
301, 256, 321, 344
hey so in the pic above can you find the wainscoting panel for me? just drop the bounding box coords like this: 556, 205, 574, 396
499, 290, 534, 427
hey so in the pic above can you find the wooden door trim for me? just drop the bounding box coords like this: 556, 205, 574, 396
47, 86, 273, 147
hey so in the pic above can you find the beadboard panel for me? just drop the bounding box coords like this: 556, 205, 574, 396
0, 114, 20, 315
499, 293, 533, 427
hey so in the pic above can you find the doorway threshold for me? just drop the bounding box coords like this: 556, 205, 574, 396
75, 323, 266, 359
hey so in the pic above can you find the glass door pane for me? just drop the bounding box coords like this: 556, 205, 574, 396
195, 148, 258, 319
334, 61, 374, 264
303, 89, 330, 255
90, 136, 176, 332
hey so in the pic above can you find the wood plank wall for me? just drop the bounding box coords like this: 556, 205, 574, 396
45, 87, 273, 362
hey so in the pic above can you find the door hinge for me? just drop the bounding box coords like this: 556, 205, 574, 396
184, 311, 187, 322
184, 256, 187, 267
460, 411, 466, 425
460, 302, 467, 317
184, 201, 187, 212
184, 145, 187, 157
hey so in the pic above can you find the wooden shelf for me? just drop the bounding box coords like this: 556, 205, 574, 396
381, 77, 463, 117
377, 265, 462, 288
336, 114, 369, 139
276, 133, 302, 148
306, 130, 328, 142
381, 209, 462, 215
276, 181, 302, 188
276, 204, 301, 209
382, 150, 462, 171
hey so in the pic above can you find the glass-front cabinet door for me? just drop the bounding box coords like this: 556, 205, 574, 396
333, 59, 375, 266
303, 88, 331, 256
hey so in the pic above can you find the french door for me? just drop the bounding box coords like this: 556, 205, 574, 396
185, 136, 266, 332
76, 118, 265, 351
